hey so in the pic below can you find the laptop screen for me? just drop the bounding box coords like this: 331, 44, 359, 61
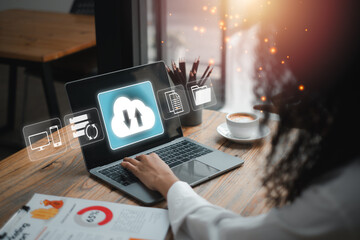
97, 81, 164, 151
66, 62, 183, 170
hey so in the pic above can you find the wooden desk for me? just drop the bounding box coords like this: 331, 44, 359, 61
0, 9, 96, 126
0, 110, 273, 236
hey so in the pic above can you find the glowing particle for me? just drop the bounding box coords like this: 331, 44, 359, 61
299, 84, 305, 91
209, 58, 215, 65
243, 18, 247, 23
169, 13, 172, 16
202, 6, 208, 11
261, 96, 267, 102
236, 67, 242, 72
259, 66, 263, 71
225, 37, 230, 42
267, 1, 271, 5
264, 38, 269, 43
199, 27, 206, 33
210, 7, 217, 14
270, 47, 277, 54
161, 40, 164, 44
193, 26, 198, 31
305, 28, 308, 32
287, 55, 290, 59
281, 60, 285, 64
219, 21, 225, 26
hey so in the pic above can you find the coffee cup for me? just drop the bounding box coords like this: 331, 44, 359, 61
226, 112, 259, 139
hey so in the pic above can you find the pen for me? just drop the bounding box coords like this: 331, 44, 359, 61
0, 206, 29, 236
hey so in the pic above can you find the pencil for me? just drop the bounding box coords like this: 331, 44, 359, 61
200, 64, 211, 81
194, 57, 200, 72
189, 58, 197, 80
177, 68, 186, 85
179, 59, 187, 83
189, 71, 195, 83
194, 57, 200, 79
200, 67, 213, 86
171, 61, 182, 85
166, 65, 178, 85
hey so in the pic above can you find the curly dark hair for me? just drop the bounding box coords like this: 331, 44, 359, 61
253, 0, 360, 207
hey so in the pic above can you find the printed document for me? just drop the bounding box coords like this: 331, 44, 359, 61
0, 193, 169, 240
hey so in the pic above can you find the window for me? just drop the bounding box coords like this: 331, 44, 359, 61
147, 0, 261, 112
147, 0, 224, 109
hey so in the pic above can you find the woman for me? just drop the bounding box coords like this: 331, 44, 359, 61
121, 0, 360, 239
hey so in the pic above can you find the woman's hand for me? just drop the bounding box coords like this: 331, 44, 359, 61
121, 153, 179, 199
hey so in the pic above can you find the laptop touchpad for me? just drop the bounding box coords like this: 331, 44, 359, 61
171, 160, 220, 184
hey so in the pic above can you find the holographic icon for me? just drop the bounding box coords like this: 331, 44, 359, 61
23, 118, 67, 161
165, 90, 184, 114
191, 85, 211, 106
64, 108, 104, 149
157, 85, 190, 120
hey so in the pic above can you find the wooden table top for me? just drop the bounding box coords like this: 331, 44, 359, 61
0, 9, 96, 62
0, 110, 273, 234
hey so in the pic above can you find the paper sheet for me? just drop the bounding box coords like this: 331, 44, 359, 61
0, 193, 169, 240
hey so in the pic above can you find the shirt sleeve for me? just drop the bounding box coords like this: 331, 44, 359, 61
166, 179, 358, 240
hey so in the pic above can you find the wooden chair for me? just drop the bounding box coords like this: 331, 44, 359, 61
22, 0, 97, 122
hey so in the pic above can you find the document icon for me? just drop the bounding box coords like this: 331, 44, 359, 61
157, 85, 190, 120
165, 90, 184, 114
191, 85, 211, 106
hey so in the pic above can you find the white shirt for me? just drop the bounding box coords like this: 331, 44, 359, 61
167, 160, 360, 240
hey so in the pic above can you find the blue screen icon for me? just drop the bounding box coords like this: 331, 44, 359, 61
97, 81, 164, 150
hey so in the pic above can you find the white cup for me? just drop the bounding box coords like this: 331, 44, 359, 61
226, 112, 259, 139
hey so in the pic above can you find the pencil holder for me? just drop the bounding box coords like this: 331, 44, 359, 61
180, 107, 203, 126
165, 57, 215, 127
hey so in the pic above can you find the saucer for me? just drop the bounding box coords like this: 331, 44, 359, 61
217, 122, 270, 143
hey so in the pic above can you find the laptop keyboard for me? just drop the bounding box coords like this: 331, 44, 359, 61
99, 140, 213, 186
154, 140, 213, 168
99, 164, 137, 186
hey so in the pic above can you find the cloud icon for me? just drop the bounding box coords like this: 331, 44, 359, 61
111, 97, 155, 138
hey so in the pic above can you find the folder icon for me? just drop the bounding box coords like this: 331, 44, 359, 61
191, 85, 211, 106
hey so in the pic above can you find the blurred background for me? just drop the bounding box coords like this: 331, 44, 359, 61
0, 0, 261, 159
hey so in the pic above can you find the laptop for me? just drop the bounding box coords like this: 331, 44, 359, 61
65, 61, 244, 205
